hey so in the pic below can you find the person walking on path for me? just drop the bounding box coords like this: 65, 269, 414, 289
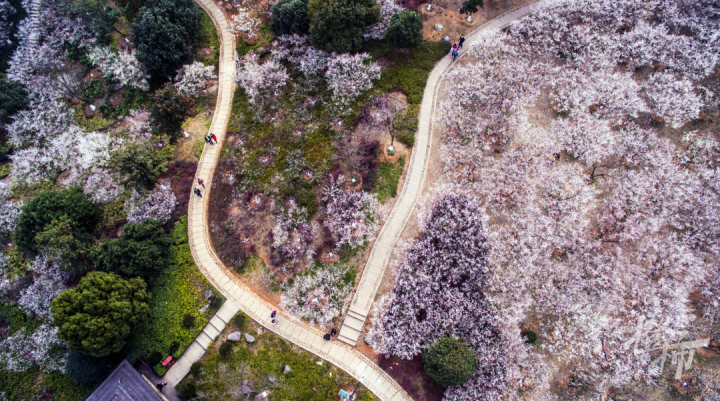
198, 178, 205, 188
210, 133, 218, 144
458, 36, 465, 48
271, 311, 277, 318
452, 48, 459, 61
323, 333, 331, 341
330, 328, 337, 336
194, 188, 202, 197
205, 135, 213, 145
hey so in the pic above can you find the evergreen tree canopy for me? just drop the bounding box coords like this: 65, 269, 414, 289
131, 0, 202, 77
383, 10, 423, 49
94, 219, 172, 280
0, 77, 28, 116
422, 336, 478, 387
13, 188, 97, 253
51, 272, 150, 357
309, 0, 380, 53
149, 83, 192, 143
271, 0, 310, 36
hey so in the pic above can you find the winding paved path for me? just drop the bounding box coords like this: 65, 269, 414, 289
168, 0, 541, 398
338, 1, 541, 346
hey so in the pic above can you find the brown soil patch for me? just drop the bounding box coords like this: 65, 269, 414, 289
419, 0, 536, 43
378, 355, 445, 401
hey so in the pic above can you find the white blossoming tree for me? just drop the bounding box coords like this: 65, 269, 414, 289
175, 61, 214, 97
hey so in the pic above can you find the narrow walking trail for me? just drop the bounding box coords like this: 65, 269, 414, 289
166, 0, 413, 399
338, 1, 541, 346
171, 0, 541, 399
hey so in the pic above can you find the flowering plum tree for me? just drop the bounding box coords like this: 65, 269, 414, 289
271, 203, 317, 264
280, 262, 352, 327
0, 324, 70, 373
373, 0, 720, 398
174, 61, 214, 97
124, 184, 178, 224
235, 52, 289, 108
87, 46, 150, 90
322, 177, 379, 249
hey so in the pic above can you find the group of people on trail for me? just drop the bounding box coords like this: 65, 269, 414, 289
450, 36, 465, 61
205, 133, 217, 144
194, 178, 205, 197
269, 311, 338, 340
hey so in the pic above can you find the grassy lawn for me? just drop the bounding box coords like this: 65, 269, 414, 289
372, 156, 406, 203
127, 216, 225, 375
178, 313, 375, 401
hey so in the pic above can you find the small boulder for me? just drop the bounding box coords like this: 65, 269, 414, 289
204, 290, 214, 299
426, 4, 432, 10
227, 331, 243, 341
268, 375, 276, 383
435, 23, 443, 31
284, 365, 292, 374
199, 303, 209, 313
245, 333, 256, 343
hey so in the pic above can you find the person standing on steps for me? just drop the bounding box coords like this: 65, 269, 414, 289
458, 35, 466, 48
198, 178, 205, 188
323, 333, 331, 341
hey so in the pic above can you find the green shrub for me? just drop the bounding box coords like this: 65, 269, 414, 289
232, 313, 248, 331
384, 10, 423, 49
180, 382, 197, 398
13, 187, 97, 252
149, 84, 193, 143
522, 330, 537, 344
182, 313, 196, 329
460, 0, 483, 15
0, 77, 28, 116
84, 79, 105, 102
0, 140, 12, 161
219, 342, 233, 359
109, 142, 170, 190
190, 362, 202, 375
209, 294, 223, 310
422, 336, 477, 387
0, 164, 11, 179
147, 351, 164, 366
395, 105, 418, 147
73, 105, 114, 131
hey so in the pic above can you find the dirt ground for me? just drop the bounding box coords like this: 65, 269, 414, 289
419, 0, 536, 43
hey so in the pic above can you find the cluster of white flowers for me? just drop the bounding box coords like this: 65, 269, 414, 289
0, 0, 12, 45
273, 35, 381, 110
0, 184, 22, 241
280, 263, 352, 327
231, 9, 261, 34
235, 52, 289, 106
0, 324, 70, 373
271, 203, 317, 264
175, 61, 214, 97
87, 46, 150, 90
124, 184, 178, 224
83, 168, 123, 203
17, 253, 69, 319
368, 193, 507, 399
380, 0, 720, 398
122, 109, 152, 141
322, 177, 379, 249
363, 0, 404, 40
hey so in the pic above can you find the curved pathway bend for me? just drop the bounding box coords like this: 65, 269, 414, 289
174, 0, 541, 397
338, 1, 542, 346
169, 0, 413, 399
